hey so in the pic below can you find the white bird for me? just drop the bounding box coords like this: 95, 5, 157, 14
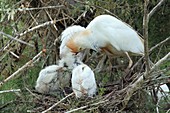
66, 15, 144, 68
35, 65, 71, 94
59, 25, 85, 69
71, 64, 97, 98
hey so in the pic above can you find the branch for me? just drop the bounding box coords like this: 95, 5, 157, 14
122, 52, 170, 108
18, 20, 55, 37
0, 5, 64, 12
148, 0, 166, 20
0, 89, 21, 94
0, 31, 34, 47
1, 18, 68, 52
143, 0, 150, 76
0, 51, 43, 88
149, 36, 170, 52
150, 52, 170, 72
65, 100, 109, 113
42, 92, 74, 113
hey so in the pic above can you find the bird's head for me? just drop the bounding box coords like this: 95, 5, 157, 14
66, 38, 84, 53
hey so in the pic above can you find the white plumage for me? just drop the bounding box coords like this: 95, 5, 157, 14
66, 15, 144, 68
59, 25, 85, 59
35, 65, 71, 94
59, 25, 85, 69
71, 64, 97, 98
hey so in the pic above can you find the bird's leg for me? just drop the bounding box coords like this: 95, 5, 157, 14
125, 52, 133, 70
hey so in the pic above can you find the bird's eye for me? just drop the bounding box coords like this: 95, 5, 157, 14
78, 47, 83, 51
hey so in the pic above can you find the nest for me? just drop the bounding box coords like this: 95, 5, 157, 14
0, 0, 169, 112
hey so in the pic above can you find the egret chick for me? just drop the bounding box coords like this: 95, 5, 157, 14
35, 65, 70, 94
71, 64, 97, 98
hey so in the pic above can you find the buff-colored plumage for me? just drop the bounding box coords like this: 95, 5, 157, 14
59, 25, 85, 69
71, 64, 97, 98
59, 25, 85, 58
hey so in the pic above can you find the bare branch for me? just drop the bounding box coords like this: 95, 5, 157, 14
9, 51, 20, 59
0, 5, 64, 12
42, 93, 74, 113
65, 100, 109, 113
143, 0, 150, 76
150, 52, 170, 72
18, 20, 55, 37
1, 18, 68, 52
0, 51, 43, 88
123, 52, 170, 108
0, 89, 21, 94
0, 31, 34, 47
148, 0, 166, 20
149, 36, 170, 52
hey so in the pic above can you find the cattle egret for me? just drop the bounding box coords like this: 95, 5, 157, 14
66, 15, 144, 68
35, 65, 71, 94
71, 64, 97, 98
58, 25, 85, 69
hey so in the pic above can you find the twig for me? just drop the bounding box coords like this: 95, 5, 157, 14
0, 51, 43, 88
18, 20, 56, 38
0, 89, 21, 94
65, 100, 109, 113
9, 51, 20, 59
0, 31, 34, 47
0, 5, 64, 12
148, 0, 166, 20
150, 52, 170, 73
45, 9, 58, 31
143, 0, 150, 76
1, 18, 68, 52
42, 92, 74, 113
149, 36, 170, 52
25, 87, 40, 100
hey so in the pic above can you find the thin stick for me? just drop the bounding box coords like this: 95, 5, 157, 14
65, 100, 109, 113
18, 20, 56, 38
0, 89, 21, 94
0, 5, 64, 12
148, 0, 166, 20
0, 51, 43, 87
42, 92, 74, 113
2, 18, 68, 52
150, 52, 170, 73
149, 36, 170, 52
9, 51, 20, 59
0, 31, 34, 47
45, 9, 58, 31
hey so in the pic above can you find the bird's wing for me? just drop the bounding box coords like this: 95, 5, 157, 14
87, 15, 144, 54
